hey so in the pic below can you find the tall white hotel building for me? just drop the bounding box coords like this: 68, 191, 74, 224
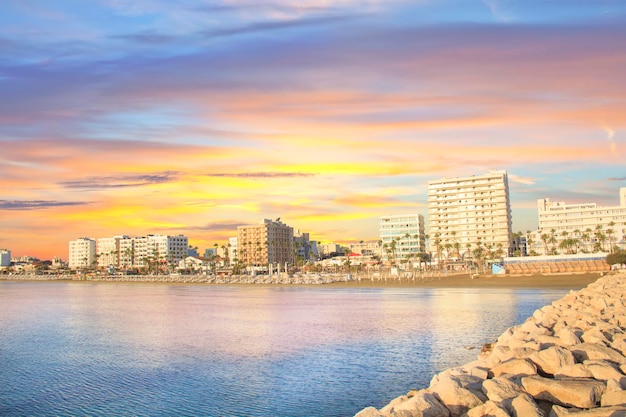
427, 171, 513, 261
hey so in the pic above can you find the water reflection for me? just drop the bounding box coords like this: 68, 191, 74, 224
0, 282, 567, 417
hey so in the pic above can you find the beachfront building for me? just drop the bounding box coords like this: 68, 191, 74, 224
427, 170, 513, 263
348, 241, 382, 257
96, 235, 131, 269
379, 214, 426, 264
68, 237, 96, 269
132, 234, 188, 270
228, 237, 238, 265
529, 187, 626, 255
294, 230, 314, 262
0, 249, 11, 267
237, 219, 294, 269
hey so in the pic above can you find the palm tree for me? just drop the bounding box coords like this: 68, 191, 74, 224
607, 222, 616, 253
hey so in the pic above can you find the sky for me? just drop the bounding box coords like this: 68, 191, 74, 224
1, 0, 625, 259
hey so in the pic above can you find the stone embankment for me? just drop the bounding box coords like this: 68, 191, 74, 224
356, 272, 626, 417
0, 273, 356, 285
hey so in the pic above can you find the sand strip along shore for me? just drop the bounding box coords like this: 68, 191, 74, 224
355, 271, 626, 417
0, 272, 602, 289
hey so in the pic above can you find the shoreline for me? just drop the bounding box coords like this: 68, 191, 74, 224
355, 271, 626, 417
0, 271, 603, 290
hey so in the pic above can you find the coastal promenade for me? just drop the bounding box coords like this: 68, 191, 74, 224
355, 271, 626, 417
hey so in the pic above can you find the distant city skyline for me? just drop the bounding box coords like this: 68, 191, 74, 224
1, 1, 625, 259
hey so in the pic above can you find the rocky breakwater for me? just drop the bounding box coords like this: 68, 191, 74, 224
356, 272, 626, 417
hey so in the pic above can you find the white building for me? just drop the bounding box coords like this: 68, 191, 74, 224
132, 234, 188, 269
531, 187, 626, 255
228, 237, 238, 265
427, 171, 512, 261
379, 214, 426, 263
0, 249, 11, 267
68, 238, 96, 269
96, 235, 131, 268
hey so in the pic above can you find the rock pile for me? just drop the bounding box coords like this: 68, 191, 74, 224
355, 273, 626, 417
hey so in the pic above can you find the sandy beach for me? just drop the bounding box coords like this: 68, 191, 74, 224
324, 272, 604, 289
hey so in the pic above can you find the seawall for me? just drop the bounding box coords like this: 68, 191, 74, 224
355, 272, 626, 417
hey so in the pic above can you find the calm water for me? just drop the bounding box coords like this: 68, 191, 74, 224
0, 282, 567, 417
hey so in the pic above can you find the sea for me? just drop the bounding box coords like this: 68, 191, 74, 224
0, 281, 568, 417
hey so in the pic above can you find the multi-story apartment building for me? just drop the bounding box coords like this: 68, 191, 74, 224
96, 235, 131, 268
68, 237, 96, 269
0, 249, 11, 267
237, 219, 294, 267
228, 237, 238, 265
73, 234, 188, 271
530, 187, 626, 255
294, 230, 315, 261
427, 171, 512, 261
132, 234, 188, 268
379, 214, 426, 263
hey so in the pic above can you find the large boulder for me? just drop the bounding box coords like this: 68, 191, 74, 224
549, 404, 626, 416
490, 358, 538, 378
601, 390, 626, 407
554, 364, 594, 379
529, 346, 576, 376
482, 376, 525, 402
521, 375, 605, 408
583, 360, 626, 382
465, 401, 510, 417
354, 406, 384, 417
554, 328, 581, 346
571, 343, 626, 365
507, 393, 546, 417
383, 390, 450, 417
428, 373, 486, 417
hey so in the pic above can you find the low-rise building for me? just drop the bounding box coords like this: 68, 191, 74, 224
0, 249, 11, 267
532, 188, 626, 255
379, 214, 426, 264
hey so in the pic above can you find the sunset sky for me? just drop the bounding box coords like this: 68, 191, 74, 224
1, 0, 625, 259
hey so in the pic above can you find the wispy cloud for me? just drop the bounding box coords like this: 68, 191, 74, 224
0, 200, 90, 210
59, 172, 180, 189
206, 172, 316, 178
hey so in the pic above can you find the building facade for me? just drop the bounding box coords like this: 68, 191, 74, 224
68, 238, 96, 269
379, 214, 426, 263
237, 219, 294, 267
73, 234, 188, 271
228, 237, 238, 265
427, 171, 512, 262
530, 187, 626, 255
132, 234, 188, 269
0, 249, 11, 267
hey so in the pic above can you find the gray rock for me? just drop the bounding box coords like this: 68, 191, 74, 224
521, 375, 606, 408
